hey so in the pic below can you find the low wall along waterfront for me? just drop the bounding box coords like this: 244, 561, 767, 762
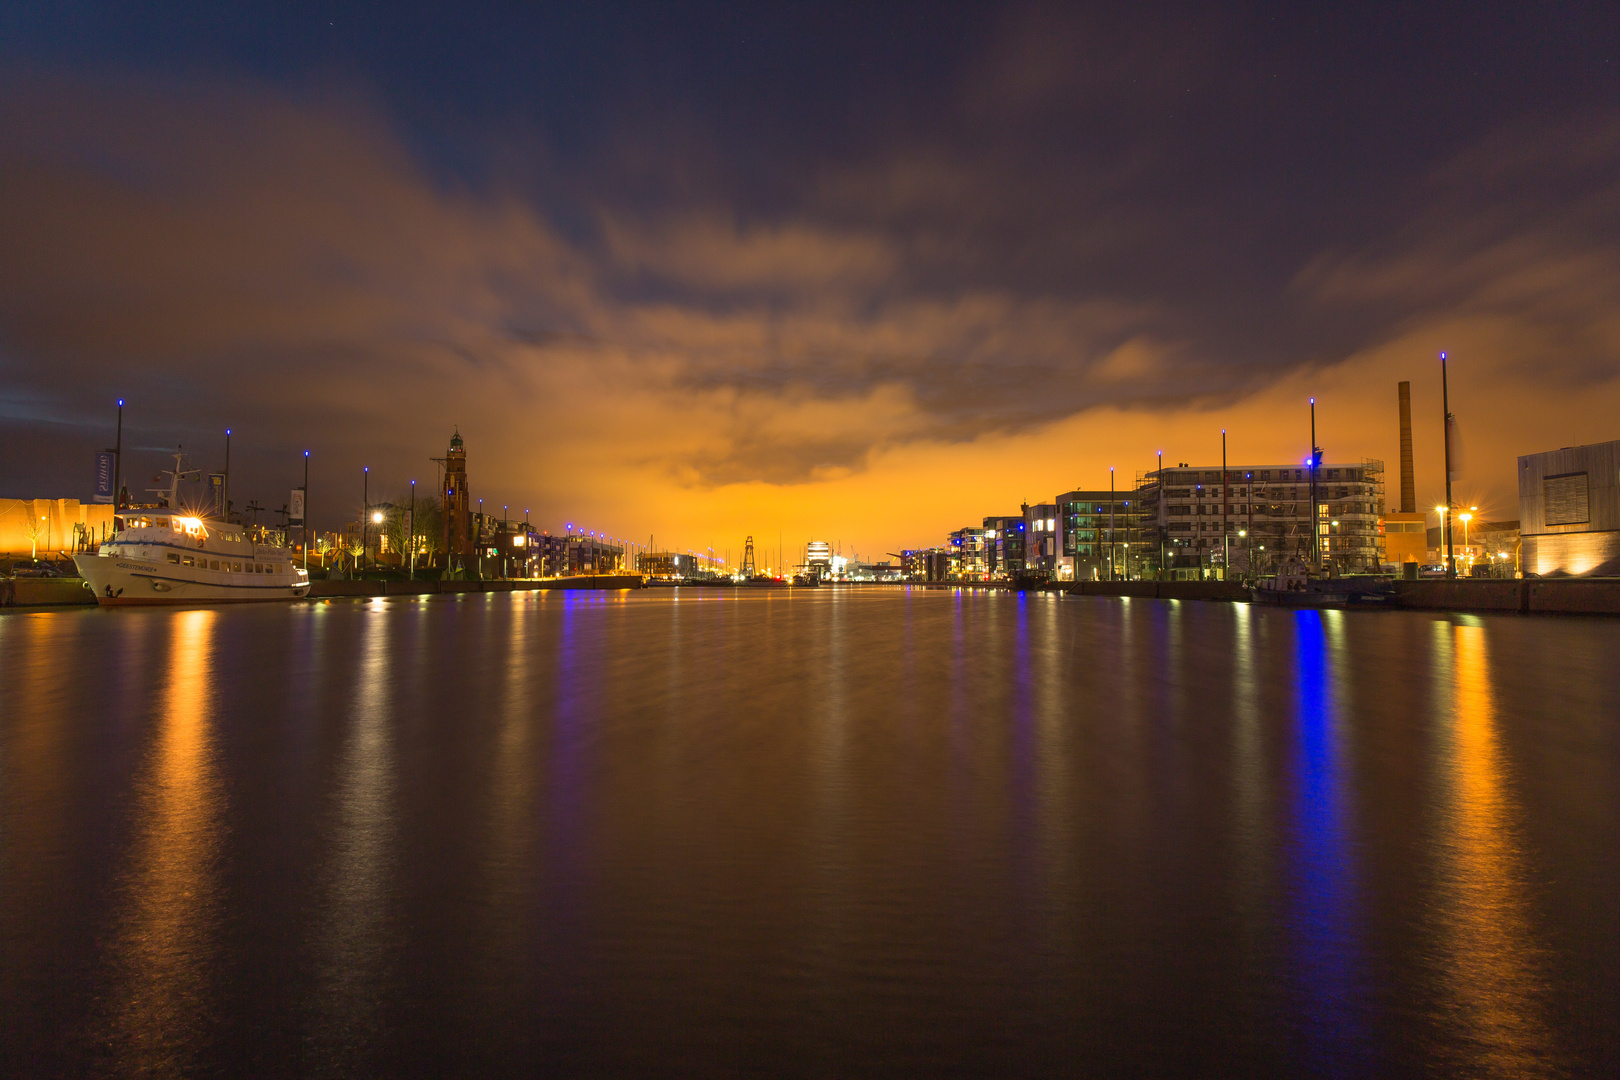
1, 574, 646, 607
7, 573, 1620, 614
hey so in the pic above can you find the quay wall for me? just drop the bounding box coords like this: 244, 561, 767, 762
7, 572, 1618, 614
1068, 581, 1250, 601
0, 574, 645, 607
1391, 578, 1620, 615
307, 575, 645, 598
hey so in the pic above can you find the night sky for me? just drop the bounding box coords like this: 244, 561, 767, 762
3, 3, 1617, 554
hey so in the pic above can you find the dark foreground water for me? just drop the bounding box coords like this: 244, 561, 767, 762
2, 590, 1617, 1077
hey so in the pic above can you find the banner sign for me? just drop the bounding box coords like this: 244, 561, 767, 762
290, 488, 305, 523
93, 452, 114, 503
210, 474, 225, 516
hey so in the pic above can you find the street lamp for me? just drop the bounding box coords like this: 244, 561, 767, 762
1460, 508, 1476, 568
362, 466, 369, 572
302, 450, 310, 572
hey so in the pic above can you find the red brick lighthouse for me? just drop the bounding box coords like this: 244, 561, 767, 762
443, 428, 472, 557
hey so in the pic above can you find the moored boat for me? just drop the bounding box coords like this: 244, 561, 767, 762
72, 451, 309, 606
1249, 558, 1394, 609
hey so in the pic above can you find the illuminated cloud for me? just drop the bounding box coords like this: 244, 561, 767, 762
1, 15, 1616, 555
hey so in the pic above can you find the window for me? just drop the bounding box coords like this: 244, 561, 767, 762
1544, 473, 1590, 526
167, 552, 180, 564
182, 556, 194, 566
233, 562, 242, 572
210, 560, 219, 570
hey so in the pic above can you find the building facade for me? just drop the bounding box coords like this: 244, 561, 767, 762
1057, 489, 1148, 580
1023, 502, 1061, 577
638, 551, 696, 578
947, 526, 991, 579
982, 515, 1026, 578
1518, 440, 1620, 576
1139, 460, 1385, 575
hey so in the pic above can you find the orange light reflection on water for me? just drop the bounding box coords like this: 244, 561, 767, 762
1433, 621, 1552, 1075
111, 608, 223, 1071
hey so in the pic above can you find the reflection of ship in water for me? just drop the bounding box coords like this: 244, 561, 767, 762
73, 450, 309, 605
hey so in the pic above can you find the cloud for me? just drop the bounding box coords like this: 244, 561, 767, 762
1, 67, 1617, 556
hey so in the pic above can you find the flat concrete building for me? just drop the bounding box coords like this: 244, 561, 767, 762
1518, 440, 1620, 576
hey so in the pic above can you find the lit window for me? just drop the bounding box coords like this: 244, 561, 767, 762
167, 552, 180, 564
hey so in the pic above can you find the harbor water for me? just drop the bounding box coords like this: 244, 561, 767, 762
2, 590, 1617, 1076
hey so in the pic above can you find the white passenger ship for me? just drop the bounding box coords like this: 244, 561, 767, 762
73, 452, 310, 606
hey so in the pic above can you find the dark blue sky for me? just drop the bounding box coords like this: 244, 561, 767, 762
2, 3, 1617, 545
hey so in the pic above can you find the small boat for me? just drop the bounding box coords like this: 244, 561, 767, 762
1250, 559, 1394, 609
73, 451, 310, 606
740, 575, 790, 588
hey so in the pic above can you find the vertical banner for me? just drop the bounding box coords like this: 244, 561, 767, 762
93, 452, 114, 503
290, 488, 305, 523
210, 473, 225, 516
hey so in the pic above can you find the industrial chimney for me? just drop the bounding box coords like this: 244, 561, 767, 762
1397, 381, 1416, 514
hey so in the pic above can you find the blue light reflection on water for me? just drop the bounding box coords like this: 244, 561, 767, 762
1288, 608, 1364, 1073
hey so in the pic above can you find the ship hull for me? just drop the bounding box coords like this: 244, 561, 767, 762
73, 553, 310, 606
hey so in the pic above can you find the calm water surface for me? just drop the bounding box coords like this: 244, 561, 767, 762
2, 590, 1617, 1077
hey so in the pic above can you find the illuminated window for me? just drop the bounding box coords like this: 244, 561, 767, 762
167, 552, 180, 564
182, 556, 194, 566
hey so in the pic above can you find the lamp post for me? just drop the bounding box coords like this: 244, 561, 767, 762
361, 466, 369, 573
1309, 398, 1322, 571
409, 479, 417, 579
302, 450, 310, 572
1460, 508, 1475, 570
113, 399, 124, 511
1245, 471, 1254, 578
224, 428, 232, 523
1221, 429, 1229, 579
1108, 466, 1116, 581
1441, 351, 1456, 579
1156, 449, 1164, 578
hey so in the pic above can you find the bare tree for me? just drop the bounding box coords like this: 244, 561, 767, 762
24, 515, 46, 559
